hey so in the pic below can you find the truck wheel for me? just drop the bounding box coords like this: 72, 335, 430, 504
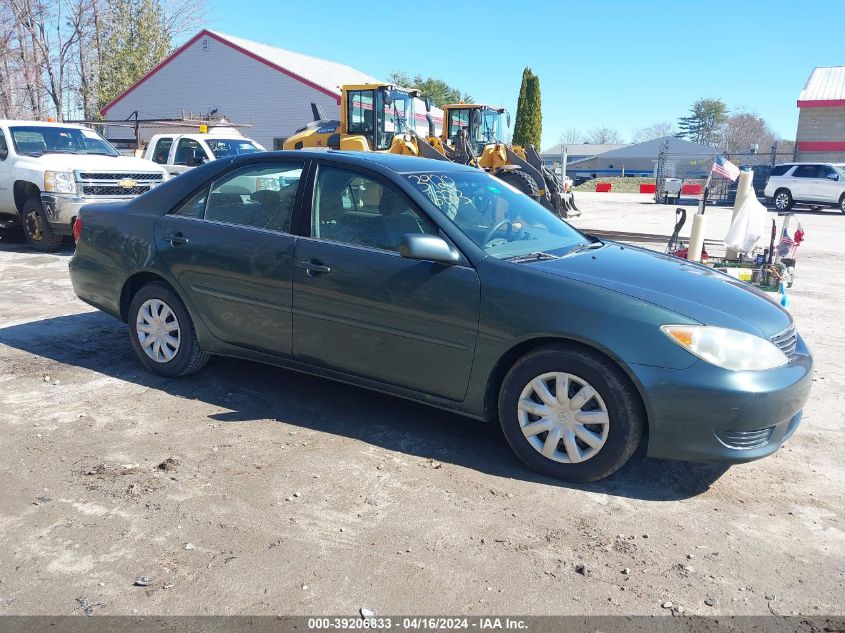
22, 197, 62, 252
498, 344, 645, 482
839, 193, 845, 214
496, 169, 540, 199
128, 282, 210, 377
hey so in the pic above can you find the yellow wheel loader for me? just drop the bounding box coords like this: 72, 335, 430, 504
431, 103, 579, 218
283, 84, 447, 161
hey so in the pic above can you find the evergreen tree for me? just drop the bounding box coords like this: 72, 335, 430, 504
512, 67, 532, 147
526, 71, 542, 149
98, 0, 172, 111
676, 98, 728, 146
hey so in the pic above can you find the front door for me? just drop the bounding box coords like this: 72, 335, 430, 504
155, 161, 306, 356
816, 165, 841, 202
292, 164, 480, 401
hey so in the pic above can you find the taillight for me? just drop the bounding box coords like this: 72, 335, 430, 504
72, 216, 83, 242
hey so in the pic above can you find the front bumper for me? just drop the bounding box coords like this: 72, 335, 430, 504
40, 193, 132, 235
631, 335, 813, 463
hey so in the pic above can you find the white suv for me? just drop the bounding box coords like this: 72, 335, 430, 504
764, 162, 845, 214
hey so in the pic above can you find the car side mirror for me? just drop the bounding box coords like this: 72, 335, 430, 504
399, 234, 459, 265
827, 172, 839, 180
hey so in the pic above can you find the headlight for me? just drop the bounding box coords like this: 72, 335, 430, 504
661, 325, 788, 371
44, 171, 76, 194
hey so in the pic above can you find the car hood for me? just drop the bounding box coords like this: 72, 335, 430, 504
16, 153, 167, 173
529, 242, 792, 338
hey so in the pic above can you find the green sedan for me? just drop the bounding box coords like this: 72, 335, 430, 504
69, 151, 812, 482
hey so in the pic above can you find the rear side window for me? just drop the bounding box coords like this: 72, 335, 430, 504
0, 129, 7, 160
793, 165, 819, 178
205, 163, 303, 232
770, 165, 792, 177
173, 138, 202, 165
151, 137, 173, 164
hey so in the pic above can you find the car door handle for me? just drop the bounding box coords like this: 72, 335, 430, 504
296, 259, 331, 276
167, 232, 189, 246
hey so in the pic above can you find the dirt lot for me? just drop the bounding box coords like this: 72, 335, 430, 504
0, 192, 843, 617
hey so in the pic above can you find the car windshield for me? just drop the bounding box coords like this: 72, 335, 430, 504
835, 164, 845, 178
10, 126, 119, 156
205, 139, 261, 159
407, 170, 589, 259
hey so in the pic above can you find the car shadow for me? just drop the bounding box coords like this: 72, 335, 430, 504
0, 230, 75, 255
0, 311, 730, 501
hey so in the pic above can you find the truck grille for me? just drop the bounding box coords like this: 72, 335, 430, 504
771, 324, 798, 359
76, 171, 164, 198
78, 172, 163, 181
82, 185, 152, 196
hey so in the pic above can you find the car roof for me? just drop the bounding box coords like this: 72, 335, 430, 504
229, 149, 480, 174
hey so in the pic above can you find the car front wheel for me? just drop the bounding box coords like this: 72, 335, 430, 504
773, 189, 793, 211
128, 282, 209, 377
498, 344, 644, 482
839, 194, 845, 214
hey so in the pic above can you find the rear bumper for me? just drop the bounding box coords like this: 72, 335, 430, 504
41, 194, 132, 235
631, 336, 813, 463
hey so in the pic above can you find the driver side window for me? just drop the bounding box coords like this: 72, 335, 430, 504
312, 166, 436, 252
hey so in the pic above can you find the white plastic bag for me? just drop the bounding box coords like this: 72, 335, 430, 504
724, 195, 767, 253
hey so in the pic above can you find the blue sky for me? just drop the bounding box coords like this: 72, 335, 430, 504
204, 0, 843, 150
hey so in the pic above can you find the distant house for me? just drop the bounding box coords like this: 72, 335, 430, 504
100, 29, 442, 150
540, 143, 629, 169
562, 136, 716, 179
795, 66, 845, 162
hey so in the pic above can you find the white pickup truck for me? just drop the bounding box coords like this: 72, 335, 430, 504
144, 130, 265, 176
0, 120, 168, 251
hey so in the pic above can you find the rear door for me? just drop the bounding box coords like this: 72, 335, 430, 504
155, 160, 306, 356
291, 162, 481, 401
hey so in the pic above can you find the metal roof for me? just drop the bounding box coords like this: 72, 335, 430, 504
208, 31, 383, 96
566, 136, 715, 166
798, 66, 845, 106
541, 143, 629, 157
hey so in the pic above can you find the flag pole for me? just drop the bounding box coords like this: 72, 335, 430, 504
698, 155, 715, 216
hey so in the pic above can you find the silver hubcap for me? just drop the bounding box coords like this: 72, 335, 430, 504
775, 193, 789, 209
136, 299, 180, 363
517, 372, 610, 464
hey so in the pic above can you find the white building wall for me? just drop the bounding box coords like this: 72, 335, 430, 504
103, 34, 342, 149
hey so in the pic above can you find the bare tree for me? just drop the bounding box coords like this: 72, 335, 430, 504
585, 126, 623, 144
721, 110, 778, 155
558, 127, 584, 145
632, 121, 674, 143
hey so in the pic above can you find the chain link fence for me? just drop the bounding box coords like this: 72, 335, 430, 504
654, 141, 796, 204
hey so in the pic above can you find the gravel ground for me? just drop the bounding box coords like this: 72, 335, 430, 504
0, 192, 842, 617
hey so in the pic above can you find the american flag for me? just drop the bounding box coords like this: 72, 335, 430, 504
711, 155, 740, 181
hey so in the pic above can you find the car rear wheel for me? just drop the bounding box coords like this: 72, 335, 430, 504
128, 282, 209, 377
773, 189, 793, 211
498, 344, 644, 482
839, 194, 845, 214
22, 197, 62, 252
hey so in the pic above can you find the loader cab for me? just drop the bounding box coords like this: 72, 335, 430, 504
444, 105, 508, 155
342, 85, 420, 151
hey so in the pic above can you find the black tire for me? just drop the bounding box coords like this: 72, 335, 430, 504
839, 193, 845, 214
496, 169, 540, 199
22, 197, 62, 252
498, 344, 645, 482
773, 188, 793, 212
127, 282, 209, 377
